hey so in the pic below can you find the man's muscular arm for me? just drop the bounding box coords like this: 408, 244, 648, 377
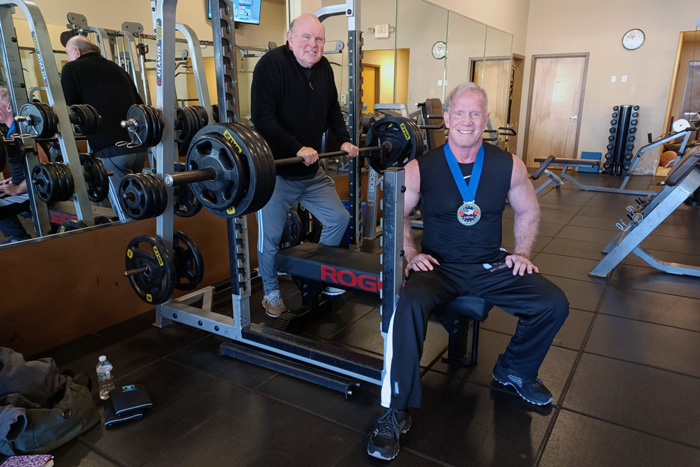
505, 155, 540, 276
402, 160, 439, 276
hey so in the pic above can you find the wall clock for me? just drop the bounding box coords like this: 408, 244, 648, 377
432, 41, 447, 59
622, 29, 645, 50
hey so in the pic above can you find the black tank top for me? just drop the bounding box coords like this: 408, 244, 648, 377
418, 142, 513, 263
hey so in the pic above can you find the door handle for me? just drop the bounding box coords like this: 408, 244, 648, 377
570, 115, 579, 120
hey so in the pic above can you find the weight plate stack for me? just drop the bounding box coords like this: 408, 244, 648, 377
118, 172, 168, 220
173, 230, 205, 291
365, 116, 424, 173
31, 162, 74, 203
80, 154, 110, 202
125, 234, 176, 304
186, 122, 275, 218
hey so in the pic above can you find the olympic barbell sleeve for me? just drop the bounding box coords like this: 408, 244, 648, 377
274, 141, 394, 167
163, 167, 217, 187
124, 265, 150, 277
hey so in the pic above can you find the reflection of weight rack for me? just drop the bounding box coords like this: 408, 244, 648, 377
604, 105, 639, 175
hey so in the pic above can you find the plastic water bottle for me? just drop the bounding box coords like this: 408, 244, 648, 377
96, 355, 115, 400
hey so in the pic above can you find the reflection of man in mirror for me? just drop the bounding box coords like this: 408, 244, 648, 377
0, 87, 48, 244
61, 35, 147, 200
367, 82, 569, 461
251, 14, 359, 318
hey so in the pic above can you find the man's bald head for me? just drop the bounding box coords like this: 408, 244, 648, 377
65, 35, 100, 62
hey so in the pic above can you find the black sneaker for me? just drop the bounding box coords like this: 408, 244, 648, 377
367, 408, 412, 461
492, 356, 553, 406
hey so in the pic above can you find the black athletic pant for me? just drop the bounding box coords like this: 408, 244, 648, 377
381, 253, 569, 409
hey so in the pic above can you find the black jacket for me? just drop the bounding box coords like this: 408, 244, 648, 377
251, 45, 350, 178
60, 53, 143, 156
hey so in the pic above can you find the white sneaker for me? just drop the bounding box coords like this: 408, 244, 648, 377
322, 286, 346, 296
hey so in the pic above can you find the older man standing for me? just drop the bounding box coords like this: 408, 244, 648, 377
61, 35, 147, 193
251, 14, 359, 317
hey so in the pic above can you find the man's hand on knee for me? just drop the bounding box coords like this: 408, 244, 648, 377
505, 254, 539, 276
405, 253, 440, 276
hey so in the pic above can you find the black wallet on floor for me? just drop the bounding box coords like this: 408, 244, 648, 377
104, 400, 143, 427
109, 383, 153, 416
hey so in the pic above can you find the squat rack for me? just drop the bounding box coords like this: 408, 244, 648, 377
148, 0, 402, 394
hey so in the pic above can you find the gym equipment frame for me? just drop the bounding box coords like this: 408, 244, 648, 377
145, 0, 398, 395
532, 129, 693, 196
589, 150, 700, 278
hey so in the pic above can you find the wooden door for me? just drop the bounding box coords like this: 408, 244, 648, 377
523, 54, 588, 167
472, 58, 511, 135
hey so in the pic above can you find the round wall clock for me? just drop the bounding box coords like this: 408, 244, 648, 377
432, 41, 447, 59
622, 29, 645, 50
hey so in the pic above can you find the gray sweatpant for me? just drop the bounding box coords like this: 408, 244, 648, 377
256, 167, 350, 296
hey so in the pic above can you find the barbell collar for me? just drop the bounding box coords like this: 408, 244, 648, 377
274, 141, 394, 167
164, 167, 217, 187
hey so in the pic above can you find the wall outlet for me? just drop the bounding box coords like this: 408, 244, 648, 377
341, 94, 347, 105
611, 75, 616, 83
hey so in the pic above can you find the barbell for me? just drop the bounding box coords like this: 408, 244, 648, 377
117, 116, 423, 220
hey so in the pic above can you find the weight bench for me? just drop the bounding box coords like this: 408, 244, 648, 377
532, 129, 695, 197
434, 295, 493, 366
590, 150, 700, 278
277, 242, 491, 364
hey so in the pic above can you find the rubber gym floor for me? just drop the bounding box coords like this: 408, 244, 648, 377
13, 171, 700, 467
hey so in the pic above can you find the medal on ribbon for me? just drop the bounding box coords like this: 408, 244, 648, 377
444, 143, 484, 226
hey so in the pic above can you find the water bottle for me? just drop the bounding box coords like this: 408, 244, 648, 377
96, 355, 115, 400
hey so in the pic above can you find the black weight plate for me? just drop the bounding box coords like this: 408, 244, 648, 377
232, 122, 276, 213
192, 106, 209, 126
142, 172, 168, 218
80, 153, 110, 202
57, 219, 87, 233
71, 104, 99, 135
18, 103, 47, 138
186, 123, 264, 218
298, 204, 323, 243
39, 103, 58, 137
57, 163, 75, 201
141, 104, 158, 147
125, 235, 176, 304
119, 174, 156, 219
365, 116, 421, 173
186, 133, 245, 212
173, 230, 204, 291
31, 163, 55, 203
125, 104, 152, 147
279, 208, 303, 249
149, 106, 165, 147
171, 161, 202, 217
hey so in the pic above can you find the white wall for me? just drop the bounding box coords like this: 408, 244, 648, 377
427, 0, 530, 54
523, 0, 700, 172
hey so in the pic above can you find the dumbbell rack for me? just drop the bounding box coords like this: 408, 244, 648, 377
0, 1, 96, 233
604, 105, 639, 175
